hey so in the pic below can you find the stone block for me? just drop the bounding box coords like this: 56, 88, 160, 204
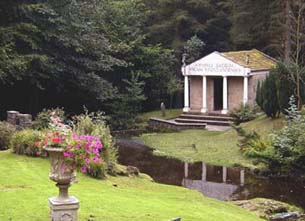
49, 196, 79, 221
7, 111, 20, 125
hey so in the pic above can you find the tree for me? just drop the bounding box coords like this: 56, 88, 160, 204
276, 62, 295, 113
166, 76, 183, 109
260, 73, 280, 118
255, 81, 263, 109
0, 0, 124, 114
184, 35, 205, 64
144, 0, 231, 54
110, 72, 146, 129
123, 72, 147, 115
267, 95, 305, 173
228, 0, 276, 52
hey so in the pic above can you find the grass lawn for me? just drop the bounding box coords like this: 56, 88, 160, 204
140, 114, 283, 168
0, 151, 262, 221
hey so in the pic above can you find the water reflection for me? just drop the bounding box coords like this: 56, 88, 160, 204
182, 162, 245, 200
116, 138, 305, 209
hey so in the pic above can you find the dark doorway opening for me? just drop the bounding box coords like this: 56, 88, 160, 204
214, 78, 223, 110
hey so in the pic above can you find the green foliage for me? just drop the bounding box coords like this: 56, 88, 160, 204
0, 122, 15, 150
255, 81, 263, 108
230, 104, 256, 125
276, 62, 295, 113
123, 72, 147, 114
256, 62, 304, 117
257, 71, 280, 118
237, 96, 305, 174
229, 0, 277, 51
145, 0, 231, 53
184, 35, 205, 64
32, 107, 65, 130
233, 124, 269, 157
10, 129, 42, 157
264, 96, 305, 173
166, 76, 183, 109
140, 46, 178, 110
72, 111, 117, 174
111, 72, 147, 129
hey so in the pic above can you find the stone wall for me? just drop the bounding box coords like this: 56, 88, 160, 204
7, 111, 32, 130
248, 72, 268, 105
188, 73, 268, 113
190, 76, 202, 111
228, 77, 244, 110
189, 76, 214, 112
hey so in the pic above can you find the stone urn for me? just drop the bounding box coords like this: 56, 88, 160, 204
44, 147, 79, 221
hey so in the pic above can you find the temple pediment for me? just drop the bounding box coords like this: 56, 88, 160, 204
183, 52, 248, 77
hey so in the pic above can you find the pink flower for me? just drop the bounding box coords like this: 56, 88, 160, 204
93, 157, 101, 163
81, 166, 86, 173
52, 137, 61, 144
63, 152, 71, 157
85, 158, 91, 164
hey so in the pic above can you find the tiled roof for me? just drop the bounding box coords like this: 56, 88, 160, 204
220, 49, 276, 71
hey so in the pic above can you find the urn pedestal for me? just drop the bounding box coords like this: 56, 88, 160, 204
44, 147, 79, 221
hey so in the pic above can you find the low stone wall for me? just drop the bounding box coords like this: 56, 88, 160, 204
7, 111, 32, 130
148, 118, 206, 131
148, 118, 181, 131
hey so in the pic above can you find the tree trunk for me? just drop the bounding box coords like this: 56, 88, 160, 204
284, 0, 292, 63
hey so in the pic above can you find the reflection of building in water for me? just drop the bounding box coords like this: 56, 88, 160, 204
183, 162, 245, 200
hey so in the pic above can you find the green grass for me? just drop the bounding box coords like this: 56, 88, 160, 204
140, 115, 283, 168
0, 151, 262, 221
136, 108, 182, 127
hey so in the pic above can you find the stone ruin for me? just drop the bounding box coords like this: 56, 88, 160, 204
7, 111, 32, 130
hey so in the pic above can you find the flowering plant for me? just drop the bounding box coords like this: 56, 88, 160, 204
35, 112, 105, 177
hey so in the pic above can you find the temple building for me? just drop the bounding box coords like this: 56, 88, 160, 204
182, 49, 276, 114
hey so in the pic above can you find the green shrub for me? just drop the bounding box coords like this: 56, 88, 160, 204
72, 111, 117, 174
10, 129, 43, 157
230, 104, 256, 125
0, 121, 15, 150
87, 161, 107, 179
256, 71, 280, 118
265, 96, 305, 173
32, 108, 65, 130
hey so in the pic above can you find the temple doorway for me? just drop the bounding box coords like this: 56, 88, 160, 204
214, 78, 223, 111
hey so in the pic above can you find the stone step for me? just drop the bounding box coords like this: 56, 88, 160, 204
185, 111, 230, 117
180, 114, 233, 122
175, 118, 232, 126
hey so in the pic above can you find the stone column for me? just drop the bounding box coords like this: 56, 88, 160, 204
7, 111, 20, 125
184, 162, 189, 178
222, 166, 227, 183
183, 76, 190, 112
201, 76, 207, 113
243, 76, 248, 105
17, 113, 32, 129
202, 162, 207, 181
240, 169, 245, 186
221, 76, 228, 114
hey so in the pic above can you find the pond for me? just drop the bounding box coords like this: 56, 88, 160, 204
116, 138, 305, 209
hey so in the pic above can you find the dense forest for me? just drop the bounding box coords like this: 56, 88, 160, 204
0, 0, 304, 128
